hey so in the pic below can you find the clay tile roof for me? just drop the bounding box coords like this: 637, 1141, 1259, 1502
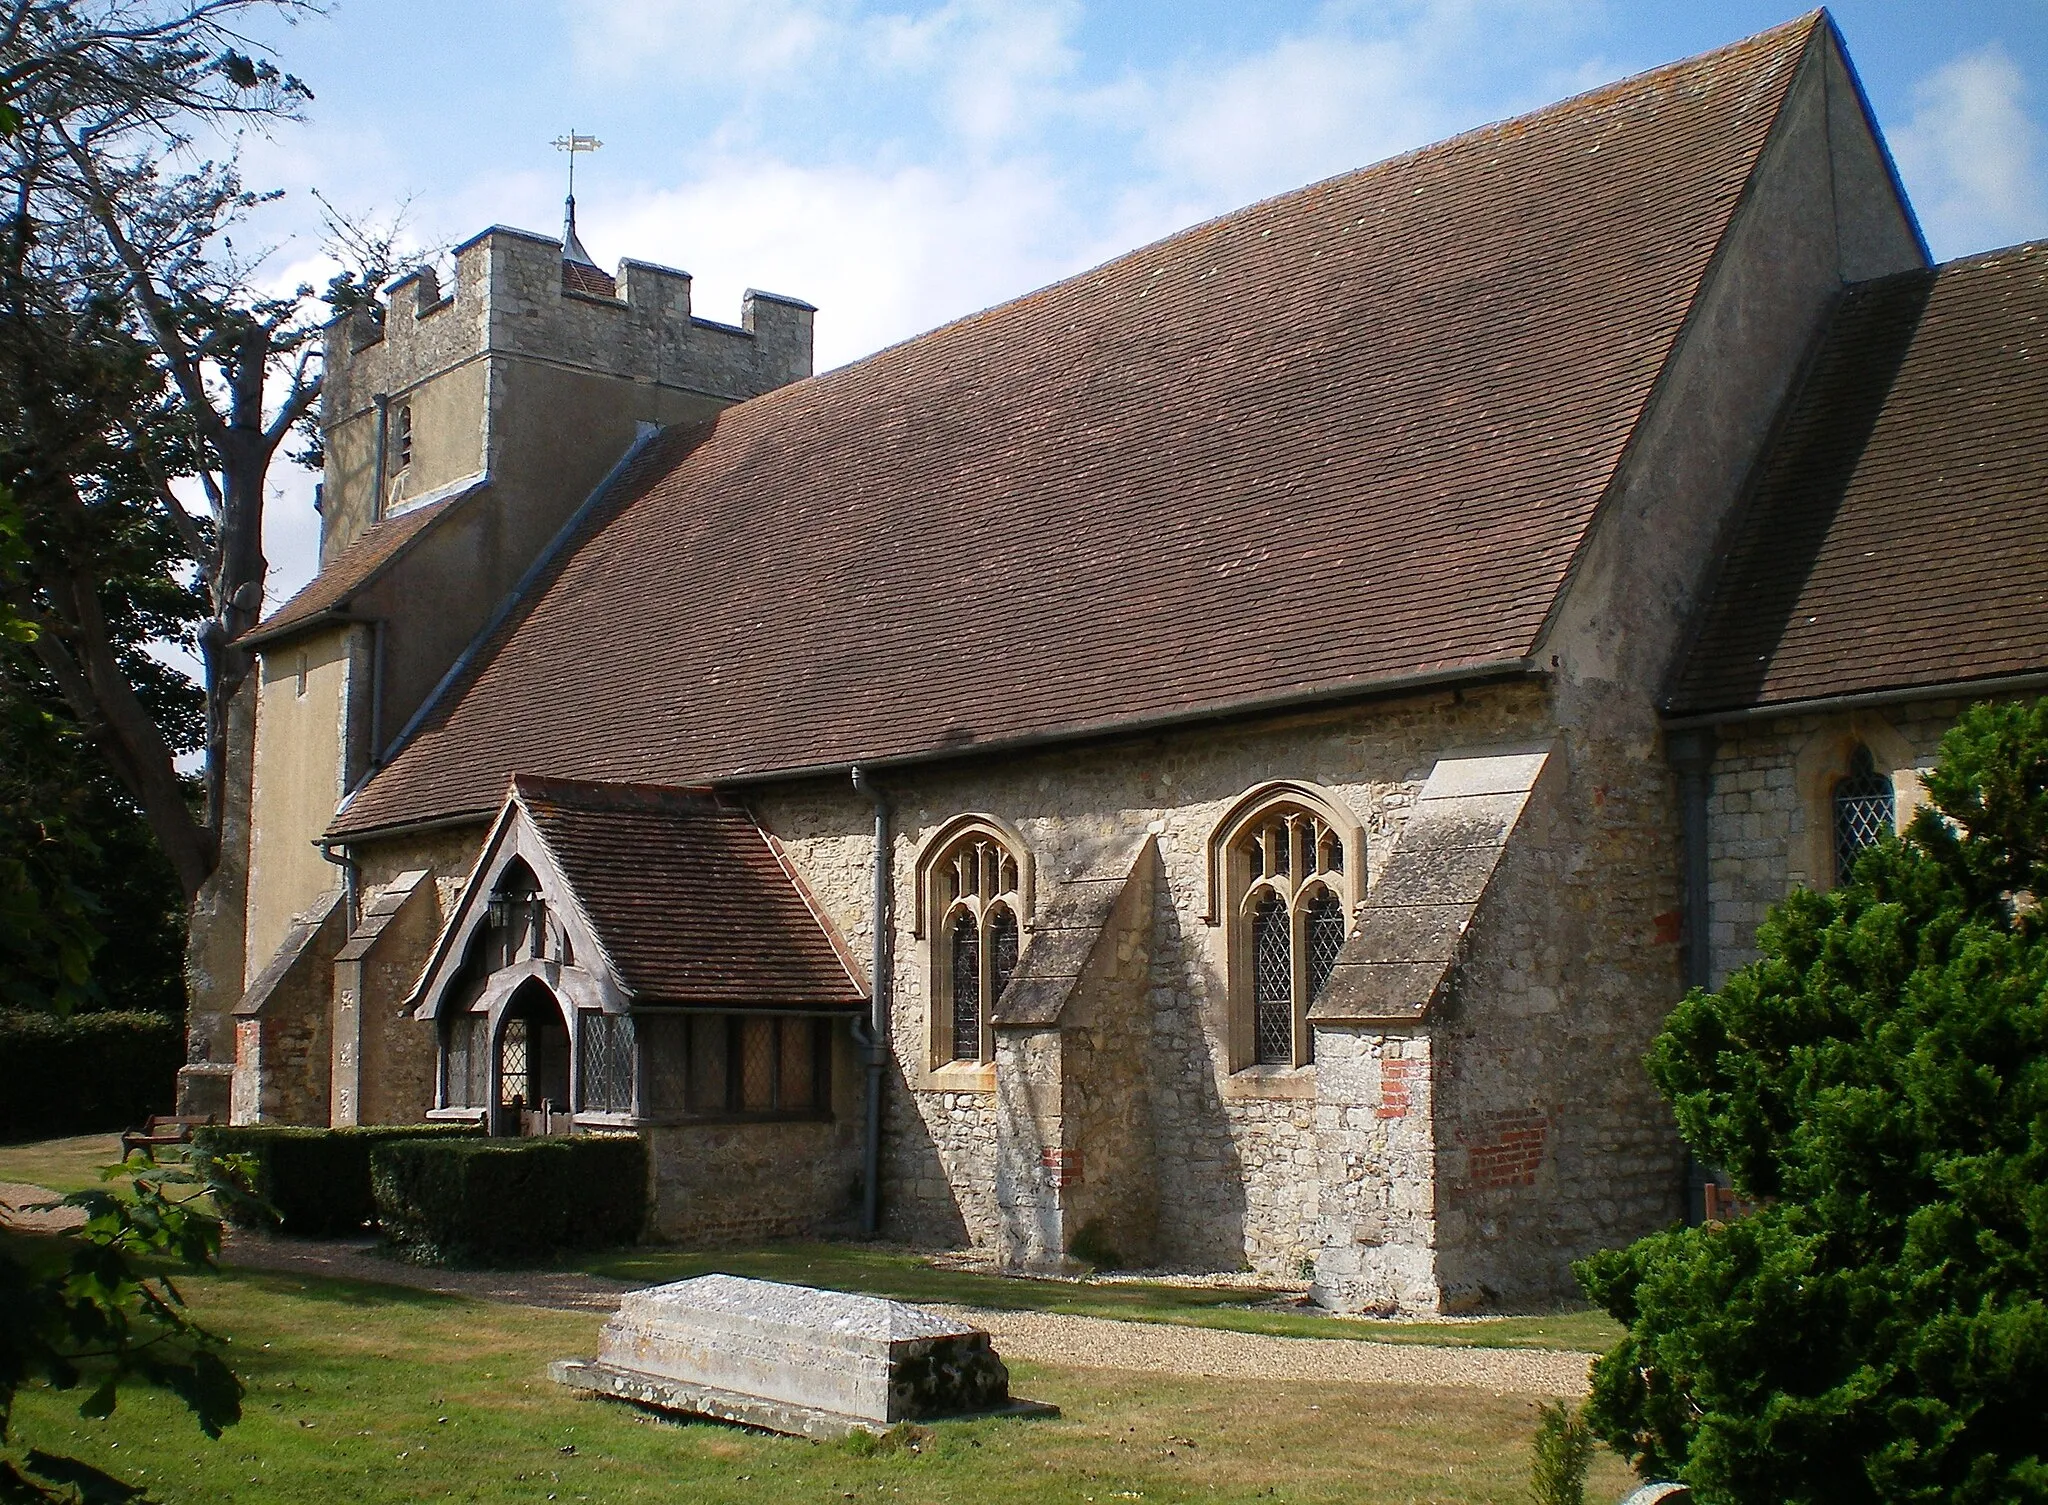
1669, 242, 2048, 717
332, 17, 1821, 839
513, 776, 866, 1009
244, 494, 465, 646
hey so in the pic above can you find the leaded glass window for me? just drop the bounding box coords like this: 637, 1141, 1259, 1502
928, 826, 1029, 1065
1833, 745, 1895, 881
498, 1017, 529, 1108
577, 1011, 635, 1114
644, 1015, 690, 1115
635, 1014, 828, 1117
1228, 800, 1358, 1069
1307, 889, 1346, 1003
443, 1013, 490, 1108
951, 910, 981, 1061
1253, 891, 1293, 1065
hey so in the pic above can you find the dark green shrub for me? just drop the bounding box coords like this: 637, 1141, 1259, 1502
192, 1124, 481, 1236
0, 1009, 180, 1140
1528, 1399, 1594, 1505
1577, 699, 2048, 1504
370, 1135, 647, 1266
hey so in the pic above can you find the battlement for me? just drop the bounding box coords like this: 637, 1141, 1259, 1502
321, 224, 814, 429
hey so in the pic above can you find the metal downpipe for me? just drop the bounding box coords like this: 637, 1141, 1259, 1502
1667, 727, 1716, 1224
852, 765, 891, 1238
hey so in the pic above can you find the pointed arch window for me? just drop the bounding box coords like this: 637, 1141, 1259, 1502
1210, 786, 1363, 1071
1833, 744, 1895, 881
918, 819, 1031, 1068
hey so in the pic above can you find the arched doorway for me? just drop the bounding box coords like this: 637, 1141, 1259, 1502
496, 980, 571, 1135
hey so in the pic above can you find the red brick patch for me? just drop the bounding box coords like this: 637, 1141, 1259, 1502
1041, 1147, 1083, 1187
1377, 1058, 1423, 1119
1457, 1110, 1549, 1190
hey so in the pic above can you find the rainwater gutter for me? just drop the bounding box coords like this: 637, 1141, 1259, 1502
317, 838, 358, 930
850, 764, 890, 1240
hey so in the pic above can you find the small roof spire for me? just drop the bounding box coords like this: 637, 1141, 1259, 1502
562, 193, 599, 269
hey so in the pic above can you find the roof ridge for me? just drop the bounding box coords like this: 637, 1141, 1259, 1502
511, 772, 721, 811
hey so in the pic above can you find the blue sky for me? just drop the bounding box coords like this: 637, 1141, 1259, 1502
222, 0, 2048, 600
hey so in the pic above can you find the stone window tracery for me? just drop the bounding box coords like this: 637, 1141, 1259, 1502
918, 818, 1031, 1068
1210, 785, 1363, 1071
1832, 744, 1896, 882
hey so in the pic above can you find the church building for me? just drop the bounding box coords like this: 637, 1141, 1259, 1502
180, 14, 2048, 1314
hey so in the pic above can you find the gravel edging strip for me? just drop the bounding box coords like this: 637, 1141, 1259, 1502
926, 1303, 1595, 1396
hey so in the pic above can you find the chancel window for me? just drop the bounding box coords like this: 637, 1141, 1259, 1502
1833, 744, 1896, 881
636, 1014, 829, 1118
925, 826, 1026, 1064
1214, 792, 1361, 1070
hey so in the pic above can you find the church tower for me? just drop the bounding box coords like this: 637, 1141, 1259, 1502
180, 210, 815, 1122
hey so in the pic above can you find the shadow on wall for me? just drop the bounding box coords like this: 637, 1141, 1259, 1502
880, 1066, 975, 1248
1144, 881, 1252, 1270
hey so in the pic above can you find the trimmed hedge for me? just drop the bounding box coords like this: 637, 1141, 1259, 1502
371, 1135, 647, 1266
0, 1009, 181, 1142
192, 1124, 482, 1237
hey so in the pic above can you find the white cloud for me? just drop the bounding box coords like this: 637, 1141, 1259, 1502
606, 153, 1145, 369
569, 0, 837, 82
1122, 33, 1445, 208
1892, 44, 2047, 259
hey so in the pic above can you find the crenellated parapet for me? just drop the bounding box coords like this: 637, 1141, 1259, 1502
321, 225, 814, 431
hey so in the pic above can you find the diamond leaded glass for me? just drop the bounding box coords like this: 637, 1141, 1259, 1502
740, 1018, 777, 1110
498, 1018, 529, 1107
645, 1015, 690, 1114
1307, 889, 1346, 1003
951, 910, 981, 1061
1253, 891, 1293, 1065
990, 907, 1019, 1005
1833, 745, 1895, 882
578, 1011, 635, 1113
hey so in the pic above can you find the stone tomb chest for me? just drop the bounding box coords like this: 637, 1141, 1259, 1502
551, 1274, 1054, 1437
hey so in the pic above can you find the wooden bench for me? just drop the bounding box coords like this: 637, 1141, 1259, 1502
120, 1113, 214, 1162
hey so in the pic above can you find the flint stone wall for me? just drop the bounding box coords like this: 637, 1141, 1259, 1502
751, 679, 1552, 1276
1703, 700, 1959, 986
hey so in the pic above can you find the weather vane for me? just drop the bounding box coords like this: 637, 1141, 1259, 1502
551, 130, 603, 198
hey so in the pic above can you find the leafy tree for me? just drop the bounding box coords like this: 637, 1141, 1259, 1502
0, 0, 329, 903
1578, 699, 2048, 1503
0, 1156, 247, 1501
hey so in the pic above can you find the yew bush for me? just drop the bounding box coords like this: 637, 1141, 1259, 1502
1579, 699, 2048, 1504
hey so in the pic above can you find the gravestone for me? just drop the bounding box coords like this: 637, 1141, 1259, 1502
1619, 1486, 1692, 1504
550, 1274, 1056, 1438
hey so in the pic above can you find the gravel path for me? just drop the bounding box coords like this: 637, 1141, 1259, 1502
928, 1304, 1593, 1396
3, 1190, 1591, 1395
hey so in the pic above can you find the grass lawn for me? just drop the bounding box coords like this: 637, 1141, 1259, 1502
0, 1132, 127, 1195
585, 1244, 1624, 1353
4, 1251, 1638, 1505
